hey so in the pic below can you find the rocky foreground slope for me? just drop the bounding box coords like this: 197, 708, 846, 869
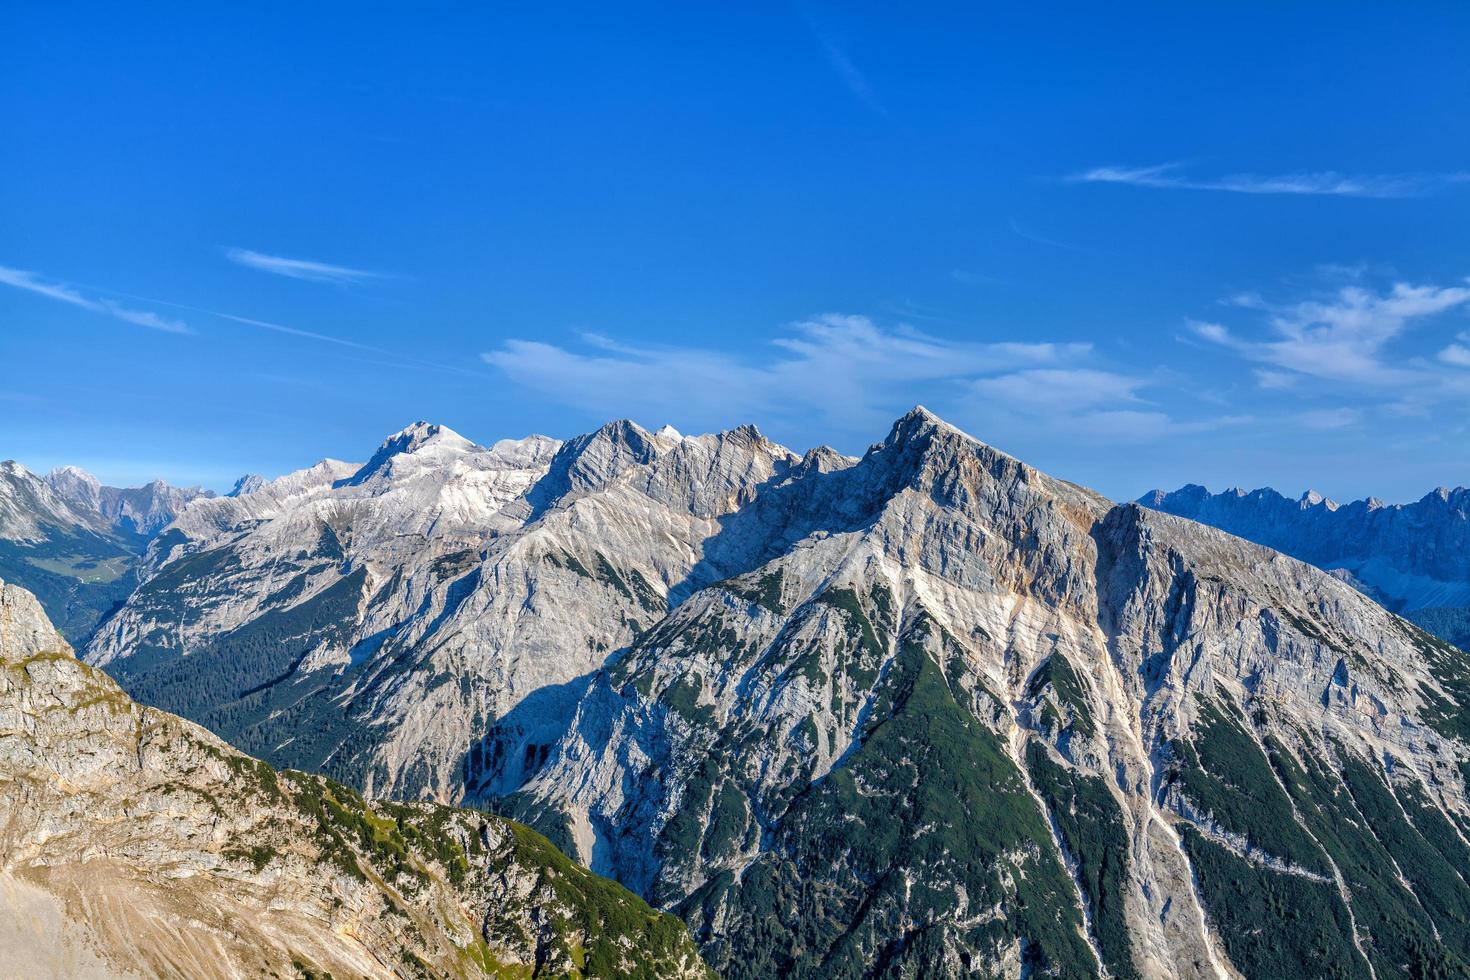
74, 409, 1470, 978
0, 577, 711, 979
1142, 483, 1470, 647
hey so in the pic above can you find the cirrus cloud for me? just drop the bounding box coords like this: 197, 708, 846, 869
483, 314, 1097, 441
0, 265, 192, 334
1069, 163, 1470, 199
225, 247, 381, 284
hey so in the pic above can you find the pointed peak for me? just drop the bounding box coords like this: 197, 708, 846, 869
797, 445, 856, 476
654, 424, 683, 441
346, 422, 474, 486
379, 421, 470, 453
46, 464, 98, 483
522, 420, 663, 517
229, 474, 267, 497
878, 406, 980, 456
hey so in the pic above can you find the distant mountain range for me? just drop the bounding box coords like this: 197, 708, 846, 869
1141, 483, 1470, 647
2, 413, 1470, 977
0, 461, 224, 645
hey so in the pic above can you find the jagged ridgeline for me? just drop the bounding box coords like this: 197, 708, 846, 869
1141, 482, 1470, 649
60, 410, 1470, 978
0, 577, 713, 978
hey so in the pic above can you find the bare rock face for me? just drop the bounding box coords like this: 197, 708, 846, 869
0, 577, 713, 979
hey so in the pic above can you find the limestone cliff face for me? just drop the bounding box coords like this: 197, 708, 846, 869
0, 577, 712, 979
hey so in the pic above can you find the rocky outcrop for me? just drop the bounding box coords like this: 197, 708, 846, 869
0, 577, 713, 979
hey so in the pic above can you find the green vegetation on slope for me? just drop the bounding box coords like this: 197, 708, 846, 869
1025, 741, 1137, 979
0, 534, 142, 646
1165, 697, 1329, 874
1261, 734, 1470, 978
679, 626, 1097, 979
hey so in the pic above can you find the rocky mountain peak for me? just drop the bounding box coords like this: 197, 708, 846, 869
43, 465, 102, 511
346, 421, 476, 486
228, 473, 267, 497
525, 419, 663, 512
1299, 488, 1335, 508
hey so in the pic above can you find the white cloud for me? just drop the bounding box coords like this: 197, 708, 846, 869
483, 314, 1091, 437
1191, 281, 1470, 385
1068, 163, 1469, 198
971, 368, 1144, 412
1254, 369, 1299, 390
0, 265, 191, 334
1068, 410, 1254, 442
1297, 407, 1362, 430
225, 248, 380, 284
1439, 341, 1470, 367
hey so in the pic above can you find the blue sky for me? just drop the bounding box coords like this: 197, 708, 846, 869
2, 3, 1469, 502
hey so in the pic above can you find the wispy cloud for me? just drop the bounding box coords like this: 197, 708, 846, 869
1190, 281, 1470, 385
1069, 163, 1469, 198
1066, 409, 1254, 442
972, 368, 1144, 412
0, 265, 191, 334
798, 7, 886, 116
225, 247, 381, 284
1296, 407, 1362, 431
483, 314, 1089, 438
1009, 220, 1082, 251
213, 312, 388, 354
951, 269, 1006, 287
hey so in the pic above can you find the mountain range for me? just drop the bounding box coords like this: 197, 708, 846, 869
0, 461, 218, 645
1142, 484, 1470, 649
3, 410, 1470, 978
